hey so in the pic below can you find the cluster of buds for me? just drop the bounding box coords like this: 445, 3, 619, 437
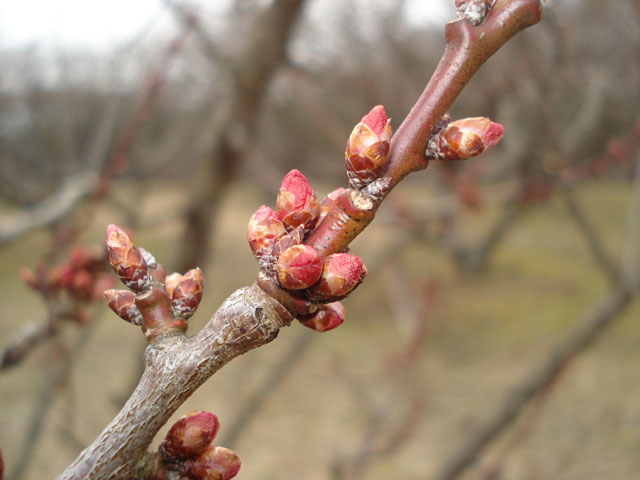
426, 116, 504, 162
248, 169, 368, 331
345, 105, 392, 190
20, 245, 114, 324
156, 411, 241, 480
103, 225, 205, 340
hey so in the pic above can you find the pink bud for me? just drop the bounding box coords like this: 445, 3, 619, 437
299, 302, 346, 332
317, 187, 346, 225
345, 105, 392, 189
426, 117, 503, 161
276, 170, 320, 233
183, 445, 241, 480
104, 289, 142, 325
171, 268, 205, 319
307, 253, 367, 301
160, 410, 220, 461
70, 269, 94, 301
247, 205, 287, 257
105, 224, 151, 292
164, 272, 183, 298
275, 244, 322, 290
20, 267, 42, 291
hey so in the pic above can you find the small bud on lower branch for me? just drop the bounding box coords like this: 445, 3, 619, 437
276, 170, 320, 233
182, 445, 241, 480
160, 411, 220, 462
171, 268, 205, 319
275, 245, 322, 290
247, 206, 287, 258
307, 253, 367, 301
345, 105, 392, 189
425, 117, 503, 161
299, 302, 346, 332
104, 289, 143, 326
105, 224, 152, 292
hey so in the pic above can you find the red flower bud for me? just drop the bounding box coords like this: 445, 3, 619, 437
426, 117, 503, 161
276, 170, 320, 233
20, 267, 42, 291
105, 224, 152, 292
171, 268, 205, 319
345, 105, 392, 189
317, 187, 346, 225
183, 445, 241, 480
104, 289, 142, 325
275, 244, 322, 290
307, 253, 367, 301
299, 302, 346, 332
70, 269, 94, 301
247, 205, 287, 257
160, 411, 220, 461
164, 272, 183, 298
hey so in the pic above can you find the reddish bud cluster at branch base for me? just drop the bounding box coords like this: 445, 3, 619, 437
425, 117, 503, 162
103, 225, 205, 341
156, 411, 240, 480
345, 105, 392, 189
20, 246, 114, 324
248, 168, 369, 332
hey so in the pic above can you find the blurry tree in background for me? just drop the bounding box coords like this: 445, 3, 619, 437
1, 0, 639, 479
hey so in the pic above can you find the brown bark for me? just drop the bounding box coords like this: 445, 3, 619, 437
58, 284, 292, 479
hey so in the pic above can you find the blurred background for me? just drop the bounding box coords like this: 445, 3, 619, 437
1, 0, 639, 479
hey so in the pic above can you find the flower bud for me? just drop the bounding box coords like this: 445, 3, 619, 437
299, 302, 346, 332
276, 170, 320, 233
345, 105, 392, 189
20, 267, 42, 291
105, 224, 152, 292
247, 205, 287, 258
104, 289, 142, 325
183, 445, 241, 480
426, 117, 503, 161
160, 410, 220, 461
70, 269, 94, 301
317, 187, 346, 225
307, 253, 367, 301
164, 272, 183, 298
171, 268, 205, 319
275, 244, 322, 290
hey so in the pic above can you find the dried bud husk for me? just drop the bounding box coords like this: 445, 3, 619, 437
276, 170, 320, 233
299, 302, 346, 332
171, 268, 205, 319
455, 0, 491, 26
182, 445, 241, 480
426, 117, 503, 161
345, 105, 392, 189
275, 244, 323, 290
105, 224, 152, 292
104, 289, 142, 325
307, 253, 367, 301
247, 205, 287, 258
160, 410, 220, 462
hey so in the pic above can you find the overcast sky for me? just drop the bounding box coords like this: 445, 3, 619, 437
0, 0, 452, 51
